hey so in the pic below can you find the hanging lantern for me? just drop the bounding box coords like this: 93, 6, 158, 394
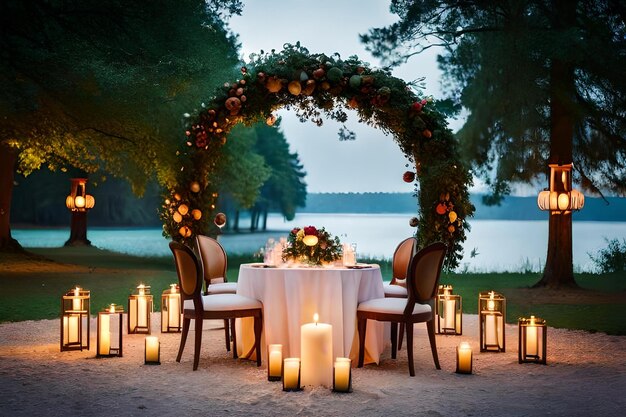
65, 178, 95, 212
479, 291, 506, 352
161, 284, 181, 333
128, 284, 153, 334
97, 304, 123, 357
537, 163, 585, 214
518, 316, 547, 364
436, 285, 462, 335
60, 287, 90, 352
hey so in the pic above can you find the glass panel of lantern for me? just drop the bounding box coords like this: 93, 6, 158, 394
436, 285, 462, 335
128, 284, 153, 334
60, 287, 90, 352
97, 304, 123, 358
478, 291, 506, 352
161, 284, 181, 333
518, 316, 547, 365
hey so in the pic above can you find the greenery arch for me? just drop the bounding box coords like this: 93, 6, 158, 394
160, 44, 474, 269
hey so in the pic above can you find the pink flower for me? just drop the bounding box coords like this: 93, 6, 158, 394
290, 227, 301, 235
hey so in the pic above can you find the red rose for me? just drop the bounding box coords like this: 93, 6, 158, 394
290, 228, 301, 235
303, 226, 318, 236
403, 171, 416, 183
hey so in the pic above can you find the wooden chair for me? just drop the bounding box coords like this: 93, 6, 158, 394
357, 242, 447, 376
169, 241, 263, 371
196, 235, 238, 352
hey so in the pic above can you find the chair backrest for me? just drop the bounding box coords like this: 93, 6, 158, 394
169, 241, 203, 307
196, 235, 228, 290
405, 242, 447, 311
390, 237, 417, 286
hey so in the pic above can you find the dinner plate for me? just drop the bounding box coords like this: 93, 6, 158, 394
250, 263, 276, 268
345, 264, 371, 269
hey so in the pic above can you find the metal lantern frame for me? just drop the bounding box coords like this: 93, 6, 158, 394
436, 285, 462, 335
518, 316, 547, 365
161, 284, 182, 333
60, 287, 90, 352
128, 284, 153, 334
537, 163, 584, 214
97, 304, 124, 358
65, 178, 95, 212
479, 291, 506, 352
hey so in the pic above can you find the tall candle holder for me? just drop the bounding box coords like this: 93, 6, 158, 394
60, 287, 90, 352
97, 304, 123, 358
128, 284, 152, 334
161, 284, 181, 333
479, 291, 506, 352
518, 316, 547, 364
436, 285, 462, 335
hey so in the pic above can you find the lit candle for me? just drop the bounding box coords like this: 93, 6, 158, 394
333, 357, 351, 392
487, 291, 495, 311
300, 313, 333, 387
99, 314, 111, 356
109, 303, 116, 313
268, 344, 283, 381
145, 336, 160, 364
138, 284, 146, 296
485, 314, 497, 346
72, 287, 81, 311
282, 358, 301, 391
63, 315, 79, 345
138, 297, 147, 329
526, 316, 538, 356
168, 290, 180, 329
456, 342, 472, 374
444, 297, 456, 330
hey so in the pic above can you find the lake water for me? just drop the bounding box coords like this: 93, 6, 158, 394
12, 214, 626, 272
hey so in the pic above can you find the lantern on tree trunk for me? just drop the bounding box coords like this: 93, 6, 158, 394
161, 284, 181, 333
65, 178, 95, 246
60, 287, 90, 352
537, 163, 584, 214
479, 291, 506, 352
436, 285, 462, 335
518, 316, 547, 364
128, 284, 152, 334
97, 304, 123, 357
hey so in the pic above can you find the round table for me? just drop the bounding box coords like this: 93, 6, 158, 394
236, 263, 386, 364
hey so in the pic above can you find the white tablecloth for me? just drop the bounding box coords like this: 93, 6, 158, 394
236, 264, 386, 364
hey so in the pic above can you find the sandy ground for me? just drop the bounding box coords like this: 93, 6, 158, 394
0, 314, 624, 417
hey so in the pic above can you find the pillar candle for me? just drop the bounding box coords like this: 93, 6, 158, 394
268, 344, 283, 380
333, 358, 351, 392
485, 314, 497, 346
526, 316, 538, 356
456, 342, 472, 374
72, 287, 81, 311
283, 358, 300, 391
300, 314, 333, 387
99, 314, 111, 356
145, 336, 159, 363
444, 298, 456, 330
168, 294, 180, 329
138, 295, 147, 328
63, 315, 79, 345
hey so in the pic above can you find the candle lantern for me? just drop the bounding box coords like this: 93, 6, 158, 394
479, 291, 506, 352
282, 358, 302, 391
128, 284, 153, 334
145, 336, 160, 365
60, 287, 90, 352
64, 178, 95, 246
537, 163, 584, 214
161, 284, 181, 333
455, 342, 473, 374
436, 285, 462, 335
267, 344, 283, 381
518, 316, 547, 364
97, 304, 123, 357
333, 357, 352, 393
301, 313, 333, 387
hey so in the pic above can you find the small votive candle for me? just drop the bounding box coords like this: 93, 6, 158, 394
268, 344, 283, 381
282, 358, 301, 391
456, 342, 473, 374
333, 357, 352, 393
145, 336, 160, 365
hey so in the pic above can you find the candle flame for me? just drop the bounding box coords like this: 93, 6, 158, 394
170, 284, 177, 293
109, 304, 116, 313
313, 313, 319, 324
529, 315, 536, 325
489, 291, 494, 299
459, 341, 471, 350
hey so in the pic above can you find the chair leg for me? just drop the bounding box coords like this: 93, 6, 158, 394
406, 321, 415, 377
398, 322, 405, 351
427, 319, 441, 370
357, 316, 367, 368
391, 322, 398, 359
231, 318, 238, 359
254, 314, 262, 367
177, 317, 191, 363
224, 319, 231, 352
193, 318, 204, 371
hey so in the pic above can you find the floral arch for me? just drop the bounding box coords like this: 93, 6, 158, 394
160, 44, 474, 269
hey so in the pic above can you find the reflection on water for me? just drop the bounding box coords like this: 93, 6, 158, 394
12, 214, 626, 272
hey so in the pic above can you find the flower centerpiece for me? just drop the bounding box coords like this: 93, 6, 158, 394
282, 226, 342, 266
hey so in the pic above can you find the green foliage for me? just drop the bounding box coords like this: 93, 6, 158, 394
362, 1, 626, 201
282, 226, 342, 266
164, 43, 474, 269
589, 238, 626, 274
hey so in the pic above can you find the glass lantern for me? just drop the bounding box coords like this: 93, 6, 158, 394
128, 284, 153, 334
479, 291, 506, 352
97, 304, 123, 357
436, 285, 462, 335
518, 316, 547, 364
60, 287, 90, 352
161, 284, 181, 333
282, 358, 302, 392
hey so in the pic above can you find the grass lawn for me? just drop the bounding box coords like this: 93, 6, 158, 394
1, 247, 624, 334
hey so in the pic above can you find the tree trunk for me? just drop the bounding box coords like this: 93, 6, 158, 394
0, 143, 23, 252
234, 210, 240, 232
262, 209, 268, 231
64, 211, 91, 246
535, 0, 578, 288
